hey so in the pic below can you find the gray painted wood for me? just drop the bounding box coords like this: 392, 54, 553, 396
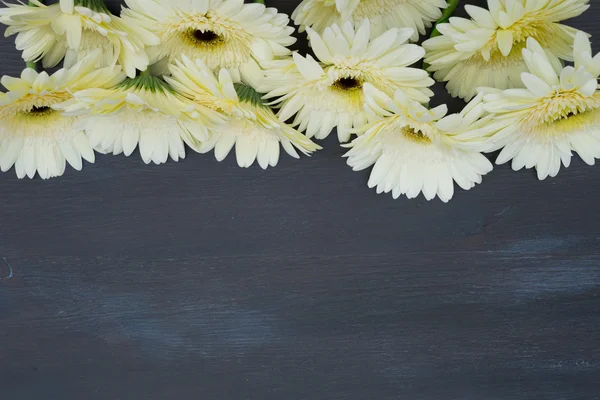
1, 1, 599, 399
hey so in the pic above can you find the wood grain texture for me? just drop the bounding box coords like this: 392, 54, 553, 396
1, 1, 600, 399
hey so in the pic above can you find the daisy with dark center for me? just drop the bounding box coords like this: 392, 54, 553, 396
166, 56, 321, 169
344, 84, 494, 202
122, 0, 295, 85
292, 0, 448, 41
0, 52, 124, 179
423, 0, 590, 101
260, 19, 434, 142
483, 33, 600, 180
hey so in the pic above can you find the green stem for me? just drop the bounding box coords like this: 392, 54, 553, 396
430, 0, 460, 38
140, 68, 151, 77
254, 0, 265, 4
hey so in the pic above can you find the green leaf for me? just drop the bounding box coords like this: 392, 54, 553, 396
430, 0, 461, 38
119, 76, 174, 93
234, 83, 266, 108
75, 0, 110, 13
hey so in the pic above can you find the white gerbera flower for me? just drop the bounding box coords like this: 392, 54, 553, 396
483, 33, 600, 180
166, 56, 321, 169
423, 0, 590, 101
0, 52, 124, 179
345, 84, 494, 202
292, 0, 448, 41
58, 74, 223, 165
260, 20, 434, 143
0, 0, 157, 78
122, 0, 295, 85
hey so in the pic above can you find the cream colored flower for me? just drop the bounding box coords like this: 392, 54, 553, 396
0, 0, 158, 78
260, 20, 434, 143
483, 33, 600, 180
423, 0, 589, 101
292, 0, 448, 41
166, 56, 321, 169
0, 52, 124, 179
58, 75, 223, 165
345, 84, 493, 202
122, 0, 295, 86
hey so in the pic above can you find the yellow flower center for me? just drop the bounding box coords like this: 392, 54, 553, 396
0, 91, 75, 138
325, 82, 364, 111
327, 58, 399, 97
161, 12, 253, 70
466, 15, 567, 70
401, 125, 432, 144
523, 92, 600, 137
0, 92, 72, 126
376, 116, 436, 146
322, 59, 398, 111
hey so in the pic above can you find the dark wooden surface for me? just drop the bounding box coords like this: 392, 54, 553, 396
1, 1, 600, 399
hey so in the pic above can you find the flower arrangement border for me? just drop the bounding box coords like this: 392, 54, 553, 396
0, 0, 596, 203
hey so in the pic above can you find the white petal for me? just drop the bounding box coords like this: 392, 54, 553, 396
496, 30, 513, 57
215, 133, 236, 162
521, 72, 552, 97
306, 27, 332, 63
292, 53, 324, 82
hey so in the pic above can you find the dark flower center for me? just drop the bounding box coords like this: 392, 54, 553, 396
334, 77, 362, 91
30, 106, 51, 113
193, 30, 220, 42
27, 105, 53, 116
558, 110, 577, 121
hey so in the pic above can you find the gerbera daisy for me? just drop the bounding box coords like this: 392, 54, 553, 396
344, 84, 494, 202
260, 20, 434, 142
121, 0, 295, 85
58, 73, 223, 165
0, 0, 157, 77
423, 0, 590, 101
292, 0, 448, 41
483, 33, 600, 180
166, 56, 321, 169
0, 52, 124, 179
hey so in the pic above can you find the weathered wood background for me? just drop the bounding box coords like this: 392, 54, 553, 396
1, 1, 599, 399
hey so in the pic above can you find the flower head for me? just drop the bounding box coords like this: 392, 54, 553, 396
58, 74, 222, 165
122, 0, 295, 86
292, 0, 448, 41
345, 84, 494, 202
0, 0, 157, 78
0, 52, 124, 179
260, 20, 434, 142
166, 56, 321, 169
483, 33, 600, 180
423, 0, 589, 101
